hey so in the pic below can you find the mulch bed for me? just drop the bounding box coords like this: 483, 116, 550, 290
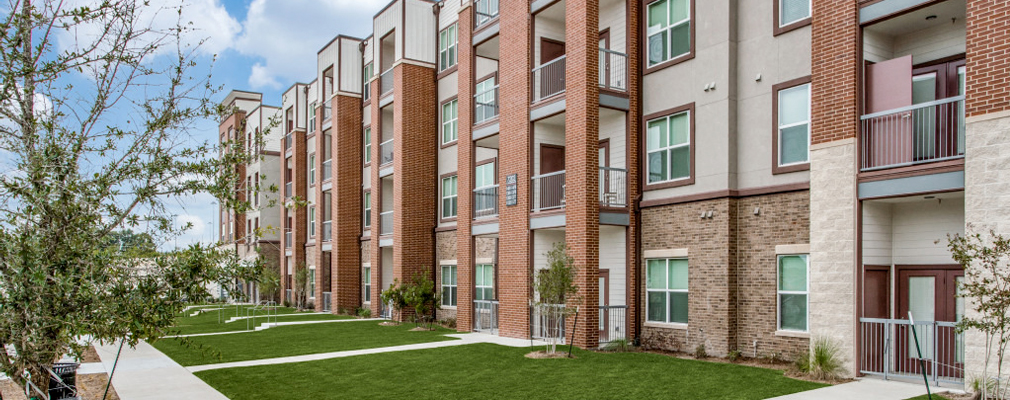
525, 350, 576, 359
0, 373, 119, 400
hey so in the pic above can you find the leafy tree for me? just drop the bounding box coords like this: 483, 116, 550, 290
102, 229, 159, 258
258, 260, 281, 304
534, 242, 580, 354
402, 272, 441, 329
294, 264, 309, 310
381, 279, 407, 323
947, 228, 1010, 399
0, 0, 267, 395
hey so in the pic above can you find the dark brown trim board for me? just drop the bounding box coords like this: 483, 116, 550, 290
641, 102, 695, 191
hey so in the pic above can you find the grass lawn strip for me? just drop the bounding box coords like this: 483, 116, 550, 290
154, 321, 457, 366
172, 313, 354, 336
195, 343, 826, 400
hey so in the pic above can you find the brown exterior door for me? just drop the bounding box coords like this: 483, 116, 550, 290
865, 55, 913, 168
539, 144, 565, 210
861, 266, 890, 374
599, 269, 609, 338
539, 38, 565, 98
896, 267, 964, 379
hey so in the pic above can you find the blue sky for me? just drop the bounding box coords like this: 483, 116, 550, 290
164, 0, 389, 249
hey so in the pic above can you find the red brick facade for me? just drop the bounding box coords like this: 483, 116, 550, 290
331, 94, 364, 312
810, 0, 858, 146
455, 4, 475, 332
966, 0, 1010, 117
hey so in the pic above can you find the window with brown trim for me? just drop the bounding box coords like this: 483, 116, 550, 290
645, 104, 693, 187
441, 175, 458, 220
646, 0, 693, 68
772, 76, 811, 174
439, 23, 457, 72
774, 0, 811, 36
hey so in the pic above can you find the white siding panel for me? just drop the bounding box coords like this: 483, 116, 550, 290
862, 201, 893, 266
439, 0, 459, 30
599, 108, 626, 169
599, 0, 626, 54
891, 198, 964, 265
340, 38, 363, 94
374, 2, 401, 64
475, 57, 498, 81
363, 37, 374, 65
405, 0, 437, 63
362, 166, 371, 190
260, 106, 282, 153
600, 225, 627, 307
533, 230, 565, 273
533, 121, 565, 176
381, 247, 394, 289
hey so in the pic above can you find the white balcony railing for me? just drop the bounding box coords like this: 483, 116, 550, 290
860, 96, 964, 171
599, 48, 628, 92
531, 170, 565, 212
322, 220, 332, 242
379, 211, 393, 236
379, 139, 394, 166
284, 133, 292, 150
531, 303, 565, 343
284, 182, 292, 198
599, 305, 627, 344
323, 99, 332, 121
474, 85, 499, 125
380, 69, 394, 96
473, 300, 499, 334
599, 167, 627, 207
859, 318, 964, 385
473, 185, 499, 219
474, 0, 499, 29
322, 159, 332, 181
532, 55, 566, 102
322, 292, 332, 312
284, 231, 292, 249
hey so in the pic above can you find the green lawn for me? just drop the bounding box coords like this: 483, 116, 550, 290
171, 313, 355, 335
154, 321, 458, 366
195, 344, 827, 400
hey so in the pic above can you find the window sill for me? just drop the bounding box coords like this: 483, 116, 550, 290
441, 305, 457, 310
774, 330, 810, 339
644, 322, 688, 330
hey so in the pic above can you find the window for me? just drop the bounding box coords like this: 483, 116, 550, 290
647, 0, 691, 67
363, 266, 371, 302
441, 176, 458, 219
309, 153, 316, 184
474, 161, 495, 213
475, 162, 495, 188
309, 207, 316, 238
439, 24, 457, 72
475, 264, 494, 300
441, 265, 457, 307
647, 258, 688, 324
777, 83, 810, 167
363, 63, 373, 100
363, 192, 371, 228
308, 101, 317, 131
309, 268, 316, 298
475, 78, 497, 122
779, 0, 810, 28
442, 100, 458, 144
647, 110, 691, 184
778, 254, 808, 331
363, 127, 371, 164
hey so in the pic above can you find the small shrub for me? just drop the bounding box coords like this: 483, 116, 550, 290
969, 374, 997, 399
305, 301, 314, 310
439, 317, 456, 329
357, 307, 372, 318
694, 344, 707, 359
282, 300, 291, 308
727, 350, 742, 362
792, 337, 846, 381
602, 339, 632, 353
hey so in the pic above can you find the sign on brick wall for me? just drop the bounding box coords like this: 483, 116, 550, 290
505, 174, 517, 206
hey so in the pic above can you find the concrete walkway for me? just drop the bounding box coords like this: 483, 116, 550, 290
162, 318, 386, 339
95, 341, 228, 400
768, 378, 961, 399
186, 333, 547, 373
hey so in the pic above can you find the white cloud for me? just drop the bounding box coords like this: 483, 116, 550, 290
233, 0, 387, 89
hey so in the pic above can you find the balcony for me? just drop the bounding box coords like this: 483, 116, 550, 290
380, 69, 394, 96
322, 159, 332, 181
860, 96, 964, 171
474, 0, 499, 29
473, 185, 499, 219
473, 299, 499, 335
285, 181, 292, 198
322, 292, 332, 312
379, 139, 394, 166
379, 211, 393, 236
285, 133, 292, 150
532, 55, 566, 103
859, 318, 964, 385
531, 170, 565, 212
599, 167, 627, 207
599, 49, 628, 92
599, 305, 628, 344
531, 303, 565, 342
322, 220, 332, 242
285, 231, 292, 248
474, 85, 499, 125
323, 99, 332, 121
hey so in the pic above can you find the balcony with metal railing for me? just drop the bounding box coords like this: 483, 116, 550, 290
599, 48, 628, 92
322, 220, 332, 242
531, 170, 565, 212
532, 56, 566, 103
284, 133, 292, 151
531, 303, 565, 343
473, 185, 499, 219
322, 159, 332, 181
379, 139, 394, 166
284, 181, 292, 198
284, 231, 292, 249
473, 300, 499, 334
599, 305, 628, 344
322, 292, 332, 312
473, 0, 499, 29
323, 99, 332, 121
860, 96, 964, 171
859, 317, 964, 385
473, 85, 499, 125
599, 167, 627, 208
379, 211, 393, 236
380, 69, 393, 96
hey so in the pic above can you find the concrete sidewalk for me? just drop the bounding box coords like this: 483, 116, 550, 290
95, 341, 228, 400
768, 378, 960, 399
186, 333, 547, 373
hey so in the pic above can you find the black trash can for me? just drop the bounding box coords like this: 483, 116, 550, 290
47, 362, 79, 400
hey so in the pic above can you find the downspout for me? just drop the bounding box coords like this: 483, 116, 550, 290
634, 193, 643, 346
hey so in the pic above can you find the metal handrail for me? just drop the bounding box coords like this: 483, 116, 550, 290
380, 69, 394, 95
379, 139, 394, 166
861, 96, 964, 120
599, 48, 628, 92
532, 55, 567, 102
473, 85, 500, 124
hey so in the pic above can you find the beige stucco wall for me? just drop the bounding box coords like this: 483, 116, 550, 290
808, 138, 857, 376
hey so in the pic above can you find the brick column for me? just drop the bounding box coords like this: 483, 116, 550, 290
625, 0, 642, 342
312, 109, 325, 310
808, 0, 858, 375
392, 63, 437, 322
564, 0, 600, 348
963, 0, 1010, 380
497, 0, 533, 339
456, 3, 475, 332
369, 78, 384, 316
332, 94, 364, 313
291, 128, 309, 305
